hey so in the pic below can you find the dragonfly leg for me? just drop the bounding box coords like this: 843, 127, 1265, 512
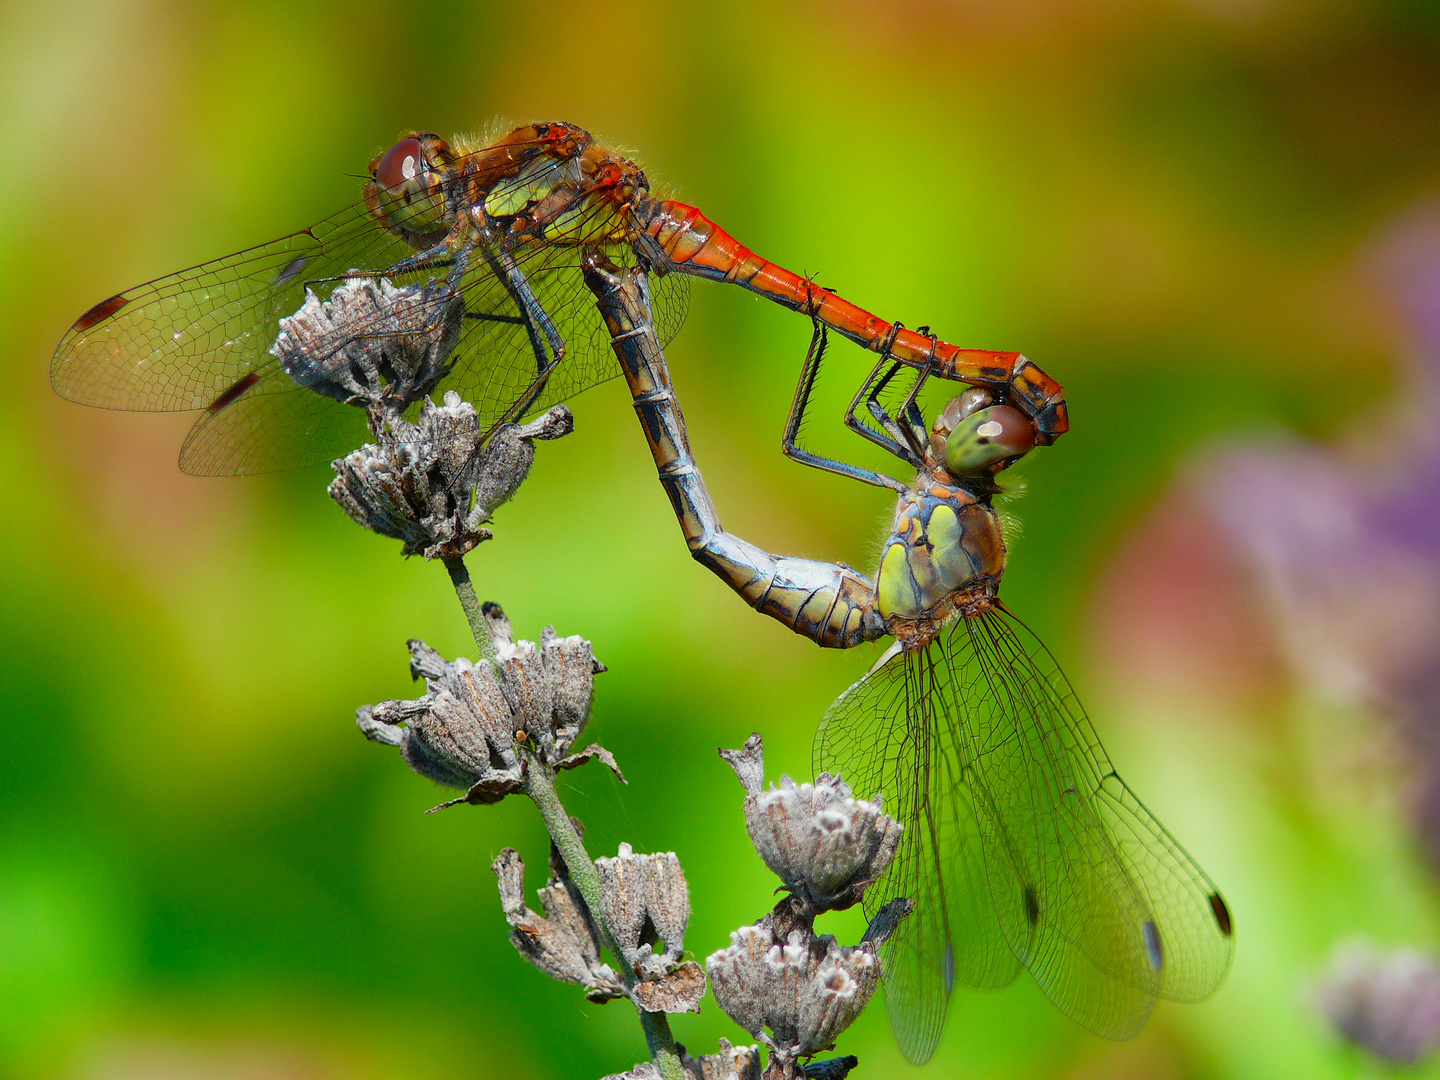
304, 238, 460, 293
483, 350, 565, 442
584, 254, 885, 650
474, 235, 567, 396
632, 198, 1069, 443
886, 352, 934, 461
782, 321, 909, 493
843, 351, 926, 469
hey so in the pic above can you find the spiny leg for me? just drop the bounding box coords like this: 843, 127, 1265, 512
863, 363, 928, 464
474, 234, 567, 390
782, 321, 908, 493
305, 235, 462, 295
863, 324, 931, 462
846, 349, 926, 469
889, 349, 936, 461
900, 330, 939, 448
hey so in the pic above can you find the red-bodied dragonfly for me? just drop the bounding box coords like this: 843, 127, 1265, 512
583, 258, 1233, 1065
53, 122, 1066, 475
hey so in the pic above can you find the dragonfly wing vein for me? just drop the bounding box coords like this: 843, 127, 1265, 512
814, 642, 1019, 1065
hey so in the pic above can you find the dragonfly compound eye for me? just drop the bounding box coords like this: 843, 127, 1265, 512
930, 388, 995, 458
367, 135, 449, 243
943, 405, 1036, 476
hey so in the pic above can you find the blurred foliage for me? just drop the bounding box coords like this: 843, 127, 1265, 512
7, 0, 1440, 1077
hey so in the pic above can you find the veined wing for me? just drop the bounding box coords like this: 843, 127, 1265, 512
814, 642, 1021, 1065
53, 137, 689, 475
51, 200, 416, 416
960, 610, 1232, 1026
174, 189, 691, 475
815, 612, 1233, 1058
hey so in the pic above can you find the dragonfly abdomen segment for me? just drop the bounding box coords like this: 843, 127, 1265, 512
585, 255, 884, 650
630, 198, 1069, 445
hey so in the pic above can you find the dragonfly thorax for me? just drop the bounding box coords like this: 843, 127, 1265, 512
876, 475, 1006, 649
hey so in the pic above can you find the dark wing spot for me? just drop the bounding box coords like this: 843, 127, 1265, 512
275, 255, 308, 288
1142, 919, 1164, 972
1209, 893, 1233, 937
1023, 883, 1039, 927
73, 293, 129, 332
207, 372, 263, 414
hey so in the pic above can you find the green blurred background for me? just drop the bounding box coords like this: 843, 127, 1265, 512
7, 0, 1440, 1076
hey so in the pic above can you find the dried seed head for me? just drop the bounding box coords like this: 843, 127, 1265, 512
469, 405, 574, 522
751, 778, 902, 913
491, 622, 600, 765
719, 733, 766, 798
330, 392, 572, 559
706, 921, 889, 1060
677, 1038, 762, 1080
493, 847, 623, 1002
600, 1066, 662, 1080
275, 277, 463, 423
1314, 939, 1440, 1063
588, 840, 704, 1013
356, 631, 606, 808
721, 736, 902, 912
601, 1045, 768, 1080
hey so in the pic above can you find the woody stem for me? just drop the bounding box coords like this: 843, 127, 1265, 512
522, 757, 683, 1080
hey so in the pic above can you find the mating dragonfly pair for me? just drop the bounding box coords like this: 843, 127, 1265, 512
53, 121, 1232, 1064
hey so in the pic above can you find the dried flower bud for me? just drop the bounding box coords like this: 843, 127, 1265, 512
719, 733, 765, 798
275, 277, 463, 422
747, 775, 901, 913
330, 392, 572, 559
356, 632, 607, 809
678, 1039, 762, 1080
490, 619, 599, 765
600, 1065, 662, 1080
593, 843, 704, 1011
721, 736, 901, 912
469, 405, 574, 521
601, 1040, 764, 1080
1314, 939, 1440, 1063
493, 847, 623, 1002
706, 915, 898, 1060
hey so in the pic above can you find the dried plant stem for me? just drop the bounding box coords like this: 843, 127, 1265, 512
523, 757, 685, 1080
442, 554, 495, 660
439, 555, 682, 1077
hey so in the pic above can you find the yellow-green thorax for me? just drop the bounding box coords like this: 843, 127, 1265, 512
876, 474, 1006, 648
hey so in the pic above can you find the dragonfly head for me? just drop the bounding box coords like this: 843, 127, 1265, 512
366, 133, 455, 247
930, 389, 1036, 479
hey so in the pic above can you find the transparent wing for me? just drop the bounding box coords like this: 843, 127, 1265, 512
431, 195, 691, 426
53, 134, 691, 475
814, 645, 1020, 1066
171, 191, 691, 475
815, 612, 1234, 1056
52, 202, 414, 414
963, 611, 1233, 1019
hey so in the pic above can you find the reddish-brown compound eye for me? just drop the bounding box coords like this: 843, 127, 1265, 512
373, 137, 425, 192
943, 404, 1037, 476
367, 135, 448, 242
929, 388, 995, 458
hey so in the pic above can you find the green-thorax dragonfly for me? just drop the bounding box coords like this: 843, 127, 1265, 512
583, 257, 1233, 1065
52, 122, 1064, 475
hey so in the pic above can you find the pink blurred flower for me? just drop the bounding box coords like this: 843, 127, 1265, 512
1188, 203, 1440, 860
1313, 939, 1440, 1064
